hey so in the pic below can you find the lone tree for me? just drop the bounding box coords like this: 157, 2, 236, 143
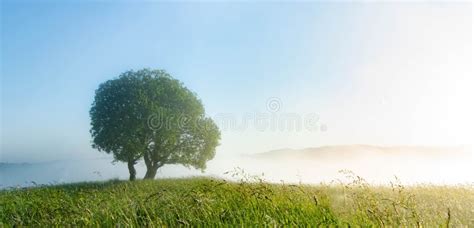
90, 69, 220, 180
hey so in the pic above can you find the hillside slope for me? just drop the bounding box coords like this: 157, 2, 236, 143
1, 177, 473, 226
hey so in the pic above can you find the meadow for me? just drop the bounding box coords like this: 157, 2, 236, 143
1, 170, 473, 227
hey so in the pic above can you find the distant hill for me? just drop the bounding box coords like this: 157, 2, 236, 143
0, 162, 33, 169
250, 145, 471, 161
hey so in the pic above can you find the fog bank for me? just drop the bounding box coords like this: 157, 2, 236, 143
2, 145, 472, 189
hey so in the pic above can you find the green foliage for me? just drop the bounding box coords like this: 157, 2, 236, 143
90, 70, 149, 163
1, 176, 473, 226
90, 69, 221, 179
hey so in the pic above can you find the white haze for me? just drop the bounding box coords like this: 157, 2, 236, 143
2, 146, 473, 189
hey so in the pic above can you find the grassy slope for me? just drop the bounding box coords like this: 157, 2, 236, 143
1, 175, 473, 226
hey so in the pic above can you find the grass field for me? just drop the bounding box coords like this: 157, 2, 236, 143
1, 171, 473, 226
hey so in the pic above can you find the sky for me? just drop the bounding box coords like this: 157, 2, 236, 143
1, 1, 472, 163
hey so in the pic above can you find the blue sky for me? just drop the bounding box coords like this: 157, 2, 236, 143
1, 1, 472, 162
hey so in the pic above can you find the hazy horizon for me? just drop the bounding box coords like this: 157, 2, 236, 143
2, 144, 473, 188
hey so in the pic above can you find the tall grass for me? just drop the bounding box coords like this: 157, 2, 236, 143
1, 170, 473, 226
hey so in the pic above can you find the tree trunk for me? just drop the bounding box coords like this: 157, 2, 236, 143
144, 162, 162, 179
144, 165, 158, 179
127, 160, 136, 181
143, 151, 163, 179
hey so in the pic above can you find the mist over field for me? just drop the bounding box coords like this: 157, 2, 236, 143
3, 145, 473, 188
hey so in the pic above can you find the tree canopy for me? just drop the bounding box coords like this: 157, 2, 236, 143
90, 69, 220, 180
